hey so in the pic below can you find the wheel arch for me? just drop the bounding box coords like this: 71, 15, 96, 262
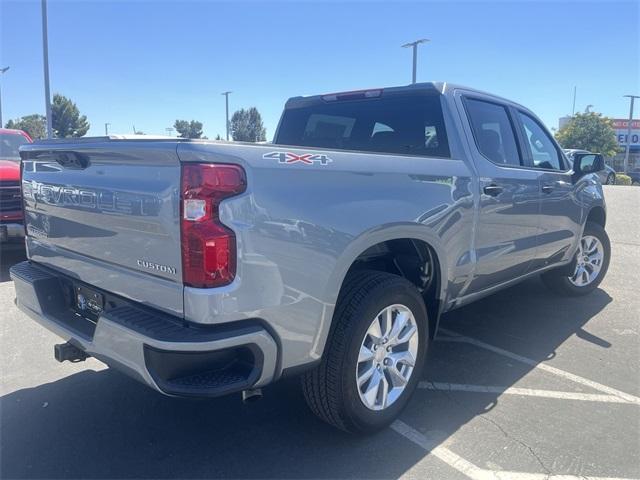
586, 205, 606, 229
320, 225, 448, 352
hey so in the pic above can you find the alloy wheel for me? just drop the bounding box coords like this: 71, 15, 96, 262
569, 235, 604, 287
356, 304, 419, 411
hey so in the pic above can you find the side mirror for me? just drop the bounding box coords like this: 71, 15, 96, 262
573, 153, 604, 177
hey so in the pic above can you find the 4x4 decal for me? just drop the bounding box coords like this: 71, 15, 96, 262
263, 151, 333, 166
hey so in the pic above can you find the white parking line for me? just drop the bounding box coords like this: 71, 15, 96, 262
391, 420, 638, 480
419, 381, 632, 404
438, 328, 640, 406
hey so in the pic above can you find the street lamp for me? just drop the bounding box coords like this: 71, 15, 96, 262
104, 123, 110, 135
41, 0, 53, 138
220, 91, 233, 142
0, 66, 9, 128
221, 91, 232, 140
401, 38, 429, 84
623, 94, 640, 174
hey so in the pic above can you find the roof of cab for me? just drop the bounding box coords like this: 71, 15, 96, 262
284, 82, 444, 109
284, 81, 528, 111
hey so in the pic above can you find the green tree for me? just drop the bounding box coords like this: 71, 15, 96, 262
52, 94, 90, 137
4, 114, 47, 139
215, 134, 224, 141
230, 107, 266, 142
555, 112, 619, 157
174, 119, 204, 139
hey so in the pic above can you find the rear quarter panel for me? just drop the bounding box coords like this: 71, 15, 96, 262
178, 141, 476, 372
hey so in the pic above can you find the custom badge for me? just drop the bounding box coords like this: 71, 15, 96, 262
263, 151, 333, 166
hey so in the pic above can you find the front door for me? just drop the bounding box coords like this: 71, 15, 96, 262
514, 110, 583, 269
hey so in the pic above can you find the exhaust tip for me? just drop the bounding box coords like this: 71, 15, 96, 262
242, 388, 263, 404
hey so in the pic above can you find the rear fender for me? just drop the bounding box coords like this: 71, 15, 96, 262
313, 224, 448, 358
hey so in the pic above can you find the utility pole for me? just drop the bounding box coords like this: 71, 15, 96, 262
623, 94, 640, 174
571, 86, 577, 116
401, 39, 429, 84
104, 123, 110, 135
221, 91, 232, 140
0, 66, 9, 128
41, 0, 53, 138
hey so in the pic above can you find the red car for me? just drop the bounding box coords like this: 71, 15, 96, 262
0, 128, 31, 244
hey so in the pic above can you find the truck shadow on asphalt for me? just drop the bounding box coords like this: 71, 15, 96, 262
0, 276, 613, 479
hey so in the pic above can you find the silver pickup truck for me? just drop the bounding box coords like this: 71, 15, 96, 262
11, 82, 610, 433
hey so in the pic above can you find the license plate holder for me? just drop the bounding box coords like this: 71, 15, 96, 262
74, 284, 104, 318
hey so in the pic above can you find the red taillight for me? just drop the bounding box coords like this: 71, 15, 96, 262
180, 163, 246, 288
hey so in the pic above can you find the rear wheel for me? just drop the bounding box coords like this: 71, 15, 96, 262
302, 271, 428, 433
606, 173, 615, 185
542, 221, 610, 296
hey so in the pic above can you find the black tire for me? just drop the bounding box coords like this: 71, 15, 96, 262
541, 221, 610, 296
606, 173, 615, 185
301, 270, 428, 433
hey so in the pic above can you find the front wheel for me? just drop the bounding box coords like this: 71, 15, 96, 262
542, 221, 610, 296
302, 271, 428, 433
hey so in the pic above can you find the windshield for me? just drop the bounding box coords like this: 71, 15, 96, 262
0, 133, 30, 161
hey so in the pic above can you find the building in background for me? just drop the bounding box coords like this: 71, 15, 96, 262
558, 117, 640, 171
610, 119, 640, 171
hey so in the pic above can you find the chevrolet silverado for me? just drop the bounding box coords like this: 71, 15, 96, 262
11, 82, 610, 433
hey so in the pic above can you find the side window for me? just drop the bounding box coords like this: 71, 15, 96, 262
464, 98, 521, 166
518, 112, 563, 170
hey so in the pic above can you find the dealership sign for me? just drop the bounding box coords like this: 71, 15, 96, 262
613, 119, 640, 147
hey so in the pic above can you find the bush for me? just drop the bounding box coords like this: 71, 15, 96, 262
615, 174, 632, 185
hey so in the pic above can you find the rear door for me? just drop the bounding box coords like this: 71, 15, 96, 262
513, 111, 582, 269
20, 140, 184, 316
456, 93, 541, 292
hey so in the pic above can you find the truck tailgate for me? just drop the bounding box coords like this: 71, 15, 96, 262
20, 140, 183, 316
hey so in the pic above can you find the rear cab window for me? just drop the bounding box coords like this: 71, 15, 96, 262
275, 92, 450, 158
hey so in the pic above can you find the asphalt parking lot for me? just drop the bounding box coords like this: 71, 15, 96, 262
1, 185, 638, 480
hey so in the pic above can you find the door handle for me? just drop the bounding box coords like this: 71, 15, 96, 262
541, 183, 555, 194
483, 184, 503, 197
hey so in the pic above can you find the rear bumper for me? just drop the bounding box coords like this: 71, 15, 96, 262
10, 261, 278, 397
0, 222, 24, 242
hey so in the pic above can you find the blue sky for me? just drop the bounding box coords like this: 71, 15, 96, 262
1, 0, 638, 139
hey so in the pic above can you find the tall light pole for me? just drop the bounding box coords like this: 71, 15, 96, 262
41, 0, 53, 138
623, 94, 640, 174
0, 66, 9, 128
221, 91, 232, 140
165, 127, 174, 137
104, 123, 110, 135
401, 39, 429, 84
